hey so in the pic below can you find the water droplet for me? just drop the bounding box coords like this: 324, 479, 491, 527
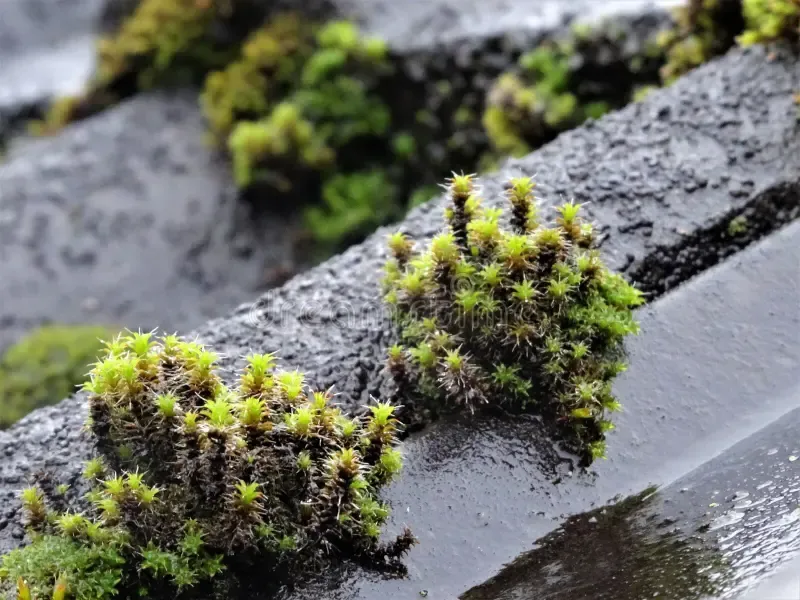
768, 448, 779, 455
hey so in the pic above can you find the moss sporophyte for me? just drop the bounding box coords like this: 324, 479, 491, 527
0, 332, 414, 599
382, 174, 644, 462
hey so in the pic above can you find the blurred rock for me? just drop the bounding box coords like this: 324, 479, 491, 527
0, 91, 298, 353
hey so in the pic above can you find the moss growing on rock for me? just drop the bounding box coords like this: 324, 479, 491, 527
738, 0, 799, 46
304, 170, 400, 249
657, 0, 745, 84
204, 17, 394, 244
482, 23, 662, 157
31, 0, 256, 133
0, 331, 413, 599
0, 325, 116, 430
382, 175, 644, 462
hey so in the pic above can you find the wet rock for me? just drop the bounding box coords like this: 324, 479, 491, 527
0, 45, 798, 591
458, 400, 800, 600
0, 91, 297, 353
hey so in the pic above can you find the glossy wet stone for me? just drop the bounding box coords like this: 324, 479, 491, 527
462, 401, 800, 599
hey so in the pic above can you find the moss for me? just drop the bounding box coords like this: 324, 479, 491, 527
200, 16, 399, 250
0, 332, 414, 599
1, 534, 125, 600
0, 325, 116, 430
215, 19, 392, 189
92, 0, 238, 90
738, 0, 799, 45
199, 12, 315, 144
304, 170, 400, 248
32, 0, 254, 135
381, 175, 643, 462
727, 214, 749, 236
482, 22, 663, 157
657, 0, 745, 84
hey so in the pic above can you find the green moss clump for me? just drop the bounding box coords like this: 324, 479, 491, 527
203, 18, 391, 190
200, 12, 315, 144
0, 325, 115, 429
657, 0, 745, 84
0, 332, 413, 599
32, 0, 248, 134
92, 0, 235, 89
304, 170, 399, 248
738, 0, 799, 45
381, 175, 644, 462
727, 214, 749, 236
482, 46, 579, 157
199, 16, 401, 250
482, 23, 662, 158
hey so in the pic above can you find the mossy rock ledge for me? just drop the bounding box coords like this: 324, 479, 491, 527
0, 45, 798, 597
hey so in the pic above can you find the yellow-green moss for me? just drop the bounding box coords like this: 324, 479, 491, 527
657, 0, 745, 84
0, 325, 117, 429
482, 25, 656, 158
0, 332, 413, 599
738, 0, 799, 45
94, 0, 235, 89
304, 170, 399, 248
200, 12, 314, 143
30, 0, 248, 137
382, 174, 644, 462
207, 18, 391, 195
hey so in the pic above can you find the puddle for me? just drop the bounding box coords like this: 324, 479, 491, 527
461, 488, 729, 600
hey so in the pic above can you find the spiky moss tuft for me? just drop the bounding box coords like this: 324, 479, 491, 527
482, 22, 662, 157
0, 325, 116, 430
738, 0, 800, 45
0, 331, 413, 599
382, 174, 644, 462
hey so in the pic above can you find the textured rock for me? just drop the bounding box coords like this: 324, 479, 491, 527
0, 91, 298, 353
0, 45, 798, 590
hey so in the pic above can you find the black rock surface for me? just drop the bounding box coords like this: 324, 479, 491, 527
0, 46, 798, 593
0, 91, 298, 353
